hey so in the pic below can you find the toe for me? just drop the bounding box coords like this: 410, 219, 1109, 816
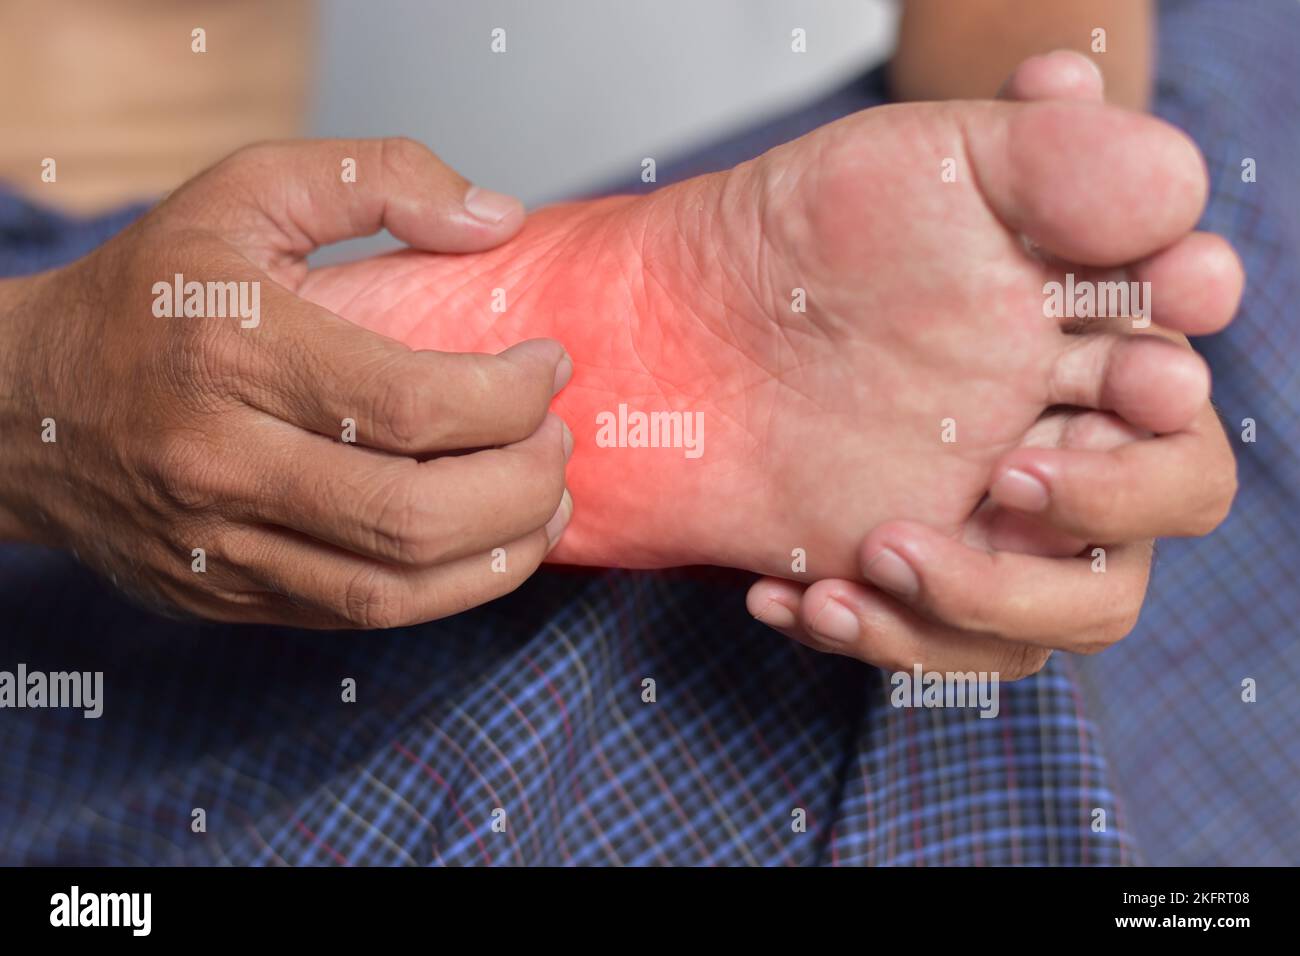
1048, 332, 1210, 434
966, 100, 1208, 266
1129, 232, 1245, 335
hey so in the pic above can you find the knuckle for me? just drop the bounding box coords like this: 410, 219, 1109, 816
369, 356, 460, 452
340, 566, 410, 630
186, 325, 245, 394
147, 433, 221, 511
147, 244, 250, 392
196, 143, 281, 202
198, 520, 241, 566
368, 365, 430, 450
379, 137, 431, 177
224, 140, 280, 174
361, 474, 441, 564
998, 644, 1053, 682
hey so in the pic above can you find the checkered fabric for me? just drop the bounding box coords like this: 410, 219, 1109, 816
0, 0, 1292, 866
1075, 0, 1300, 866
0, 557, 1123, 865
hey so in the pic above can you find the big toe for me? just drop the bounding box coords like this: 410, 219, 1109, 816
966, 100, 1208, 266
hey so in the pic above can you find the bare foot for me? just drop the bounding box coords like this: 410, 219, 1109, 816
299, 93, 1236, 579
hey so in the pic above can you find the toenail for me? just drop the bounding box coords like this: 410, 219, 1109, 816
991, 468, 1051, 512
863, 548, 920, 599
809, 598, 861, 648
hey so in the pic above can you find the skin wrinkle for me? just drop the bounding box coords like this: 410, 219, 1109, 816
649, 176, 775, 375
769, 135, 840, 338
629, 202, 701, 393
725, 161, 806, 355
214, 168, 313, 278
954, 105, 1021, 244
333, 208, 591, 340
632, 175, 825, 459
10, 147, 584, 625
273, 174, 320, 261
624, 203, 742, 418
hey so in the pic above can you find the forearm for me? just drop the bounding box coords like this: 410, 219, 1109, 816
0, 274, 37, 542
889, 0, 1153, 111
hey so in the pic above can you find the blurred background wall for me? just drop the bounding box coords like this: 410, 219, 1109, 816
310, 0, 896, 257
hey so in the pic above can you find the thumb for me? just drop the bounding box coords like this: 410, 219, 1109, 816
169, 137, 525, 270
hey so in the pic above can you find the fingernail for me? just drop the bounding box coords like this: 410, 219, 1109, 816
552, 352, 573, 395
863, 548, 920, 598
809, 598, 861, 647
561, 420, 574, 460
753, 599, 797, 630
545, 489, 573, 550
991, 468, 1050, 512
464, 185, 522, 224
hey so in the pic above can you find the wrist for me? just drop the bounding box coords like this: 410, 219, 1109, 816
0, 272, 48, 543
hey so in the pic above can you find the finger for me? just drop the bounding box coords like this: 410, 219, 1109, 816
1046, 331, 1209, 434
857, 521, 1152, 651
210, 500, 572, 628
799, 580, 1057, 679
233, 279, 571, 452
745, 577, 809, 642
999, 50, 1105, 103
241, 413, 571, 566
980, 409, 1143, 555
175, 138, 525, 274
747, 574, 1056, 680
988, 403, 1238, 541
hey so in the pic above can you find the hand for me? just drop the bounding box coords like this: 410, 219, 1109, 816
0, 138, 575, 628
745, 52, 1240, 677
746, 389, 1237, 678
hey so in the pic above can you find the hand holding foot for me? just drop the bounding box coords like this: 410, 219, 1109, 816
747, 51, 1241, 675
304, 59, 1232, 581
0, 139, 575, 627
